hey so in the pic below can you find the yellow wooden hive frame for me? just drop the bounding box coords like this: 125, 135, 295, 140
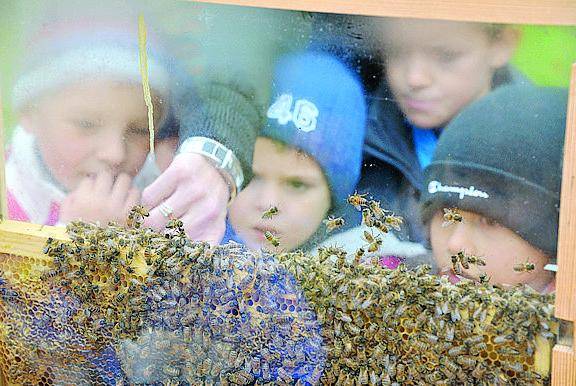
0, 1, 574, 385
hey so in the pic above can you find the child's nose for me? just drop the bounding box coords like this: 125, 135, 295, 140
405, 56, 433, 90
97, 130, 126, 167
256, 184, 280, 212
446, 223, 474, 255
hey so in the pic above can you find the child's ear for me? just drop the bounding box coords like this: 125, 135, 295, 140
18, 106, 41, 135
488, 27, 522, 69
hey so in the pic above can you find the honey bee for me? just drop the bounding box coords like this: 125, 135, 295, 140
264, 231, 280, 247
363, 230, 382, 253
497, 346, 519, 355
442, 207, 463, 227
478, 272, 490, 284
466, 254, 486, 267
261, 361, 271, 380
127, 205, 149, 228
354, 248, 365, 264
383, 214, 403, 231
357, 366, 368, 384
513, 259, 535, 272
162, 364, 181, 377
448, 345, 466, 357
361, 208, 374, 227
456, 355, 476, 369
323, 216, 345, 233
471, 363, 487, 379
469, 342, 488, 355
347, 191, 368, 210
367, 200, 385, 219
502, 361, 523, 373
450, 254, 462, 275
261, 206, 279, 219
372, 220, 389, 234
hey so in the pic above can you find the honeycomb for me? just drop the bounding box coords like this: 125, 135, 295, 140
0, 205, 557, 385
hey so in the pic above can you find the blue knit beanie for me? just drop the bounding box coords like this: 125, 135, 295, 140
262, 51, 367, 207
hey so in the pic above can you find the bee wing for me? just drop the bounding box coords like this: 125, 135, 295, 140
441, 220, 452, 228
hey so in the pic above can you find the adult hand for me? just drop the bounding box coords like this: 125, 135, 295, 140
60, 171, 141, 225
142, 152, 229, 245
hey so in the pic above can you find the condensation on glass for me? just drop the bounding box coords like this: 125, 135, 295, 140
0, 0, 574, 385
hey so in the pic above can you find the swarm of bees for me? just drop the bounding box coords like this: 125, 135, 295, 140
0, 197, 558, 385
277, 246, 556, 385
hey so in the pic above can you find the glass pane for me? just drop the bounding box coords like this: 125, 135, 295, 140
0, 0, 572, 385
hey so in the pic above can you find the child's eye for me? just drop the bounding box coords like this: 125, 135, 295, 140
286, 179, 308, 191
128, 127, 149, 136
480, 216, 499, 227
435, 49, 461, 63
74, 119, 99, 130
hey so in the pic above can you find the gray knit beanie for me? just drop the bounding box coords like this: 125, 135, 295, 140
421, 84, 567, 256
175, 81, 263, 188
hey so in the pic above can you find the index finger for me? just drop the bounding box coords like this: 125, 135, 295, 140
141, 163, 180, 209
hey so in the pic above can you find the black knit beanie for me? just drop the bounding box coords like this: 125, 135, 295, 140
421, 84, 568, 256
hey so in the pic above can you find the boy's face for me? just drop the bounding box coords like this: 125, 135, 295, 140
381, 19, 517, 128
20, 79, 159, 191
229, 137, 331, 251
430, 210, 554, 292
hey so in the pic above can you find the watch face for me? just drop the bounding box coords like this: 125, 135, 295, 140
214, 146, 227, 162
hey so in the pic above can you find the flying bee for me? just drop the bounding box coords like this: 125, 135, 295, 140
384, 214, 403, 231
363, 230, 382, 253
361, 208, 374, 227
442, 207, 463, 227
370, 220, 388, 234
261, 205, 279, 219
354, 248, 365, 264
367, 200, 385, 219
514, 259, 535, 272
347, 191, 368, 210
264, 231, 280, 247
323, 216, 345, 233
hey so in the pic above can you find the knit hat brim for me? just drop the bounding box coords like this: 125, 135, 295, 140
421, 160, 560, 256
12, 46, 170, 111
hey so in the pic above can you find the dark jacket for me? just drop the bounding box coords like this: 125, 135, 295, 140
358, 67, 531, 244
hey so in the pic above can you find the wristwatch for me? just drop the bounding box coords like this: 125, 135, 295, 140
178, 136, 244, 201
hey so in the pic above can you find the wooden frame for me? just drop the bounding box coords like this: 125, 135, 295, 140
0, 1, 574, 385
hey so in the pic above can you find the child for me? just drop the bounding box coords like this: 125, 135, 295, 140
420, 84, 567, 293
360, 18, 523, 244
8, 19, 174, 226
228, 51, 367, 252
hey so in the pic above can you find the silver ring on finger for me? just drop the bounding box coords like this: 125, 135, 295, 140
159, 202, 175, 219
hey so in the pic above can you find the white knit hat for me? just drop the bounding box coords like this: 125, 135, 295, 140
12, 21, 171, 110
